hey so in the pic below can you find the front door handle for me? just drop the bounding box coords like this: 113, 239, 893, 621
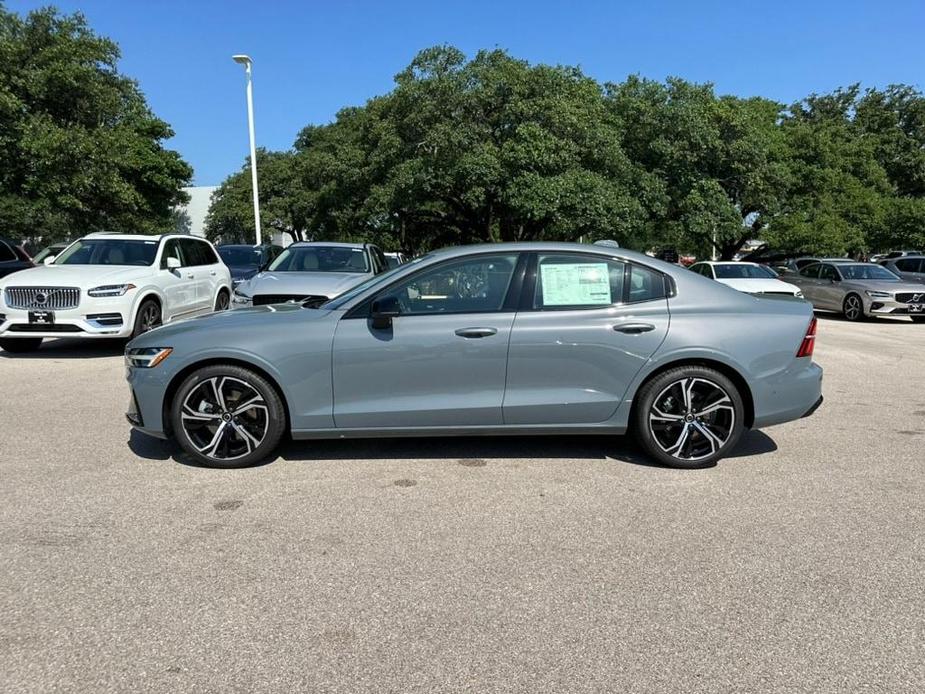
613, 322, 655, 334
454, 327, 498, 339
187, 273, 195, 279
210, 271, 217, 276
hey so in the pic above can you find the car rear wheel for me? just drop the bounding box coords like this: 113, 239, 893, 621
842, 293, 864, 321
214, 290, 230, 311
0, 337, 43, 353
171, 364, 286, 468
132, 299, 161, 338
634, 366, 745, 469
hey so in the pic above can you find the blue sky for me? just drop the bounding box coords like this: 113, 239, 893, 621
9, 1, 925, 185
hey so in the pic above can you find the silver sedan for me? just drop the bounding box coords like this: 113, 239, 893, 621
783, 261, 925, 322
123, 242, 824, 470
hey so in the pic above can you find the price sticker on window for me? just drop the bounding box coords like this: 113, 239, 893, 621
540, 262, 611, 306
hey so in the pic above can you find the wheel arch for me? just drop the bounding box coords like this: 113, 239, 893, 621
629, 357, 755, 429
161, 357, 292, 436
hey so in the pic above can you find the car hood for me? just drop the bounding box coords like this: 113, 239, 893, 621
128, 302, 334, 348
842, 280, 924, 293
0, 264, 148, 289
715, 278, 798, 294
237, 270, 371, 298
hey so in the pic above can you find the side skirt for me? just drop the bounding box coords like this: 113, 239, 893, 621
291, 424, 627, 440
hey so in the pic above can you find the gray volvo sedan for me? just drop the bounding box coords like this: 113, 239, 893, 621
125, 243, 823, 469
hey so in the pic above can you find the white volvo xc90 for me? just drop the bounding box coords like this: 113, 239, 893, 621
0, 233, 232, 353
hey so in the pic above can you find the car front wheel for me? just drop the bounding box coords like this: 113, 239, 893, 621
842, 294, 865, 321
171, 364, 286, 468
132, 299, 162, 338
634, 366, 745, 469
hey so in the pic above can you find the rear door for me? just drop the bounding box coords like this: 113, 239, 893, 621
502, 253, 670, 425
332, 252, 523, 428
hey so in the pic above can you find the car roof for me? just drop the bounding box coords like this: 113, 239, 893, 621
699, 261, 760, 266
289, 241, 370, 249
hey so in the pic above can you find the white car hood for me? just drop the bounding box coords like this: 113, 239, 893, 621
239, 271, 371, 299
716, 277, 799, 295
0, 264, 148, 289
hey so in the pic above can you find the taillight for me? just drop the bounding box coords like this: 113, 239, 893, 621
796, 317, 817, 358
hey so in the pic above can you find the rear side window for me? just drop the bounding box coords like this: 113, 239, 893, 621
627, 264, 668, 303
534, 254, 625, 309
896, 258, 922, 273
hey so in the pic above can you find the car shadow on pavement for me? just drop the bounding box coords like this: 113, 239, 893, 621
129, 428, 778, 471
0, 337, 126, 359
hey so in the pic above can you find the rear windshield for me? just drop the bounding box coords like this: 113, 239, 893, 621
713, 264, 777, 279
55, 239, 158, 266
218, 246, 262, 266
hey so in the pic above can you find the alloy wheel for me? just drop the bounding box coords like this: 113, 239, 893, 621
647, 377, 736, 462
844, 295, 862, 321
180, 376, 269, 461
215, 292, 230, 311
139, 303, 161, 333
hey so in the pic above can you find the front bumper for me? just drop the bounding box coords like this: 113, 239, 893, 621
0, 301, 133, 338
866, 296, 925, 316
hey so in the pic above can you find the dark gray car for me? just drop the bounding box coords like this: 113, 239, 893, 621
126, 242, 823, 470
782, 261, 925, 322
879, 256, 925, 285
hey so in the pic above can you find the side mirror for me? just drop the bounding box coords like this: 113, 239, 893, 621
166, 256, 181, 271
370, 295, 401, 330
43, 256, 56, 266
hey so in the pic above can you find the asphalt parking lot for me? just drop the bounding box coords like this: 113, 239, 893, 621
1, 315, 923, 693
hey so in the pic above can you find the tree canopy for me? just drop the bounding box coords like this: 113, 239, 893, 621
0, 6, 192, 244
205, 45, 925, 258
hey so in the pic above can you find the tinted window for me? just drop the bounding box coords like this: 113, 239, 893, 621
713, 264, 777, 279
799, 264, 821, 278
179, 238, 206, 266
795, 258, 818, 270
896, 258, 922, 273
627, 264, 668, 303
56, 239, 159, 266
199, 240, 220, 264
219, 246, 261, 266
387, 254, 518, 315
160, 239, 186, 269
534, 254, 625, 309
269, 246, 370, 273
818, 264, 838, 281
0, 242, 16, 263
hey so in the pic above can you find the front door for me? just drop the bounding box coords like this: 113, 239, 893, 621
503, 253, 670, 424
332, 253, 522, 428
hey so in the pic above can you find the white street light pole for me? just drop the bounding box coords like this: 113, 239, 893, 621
232, 54, 262, 246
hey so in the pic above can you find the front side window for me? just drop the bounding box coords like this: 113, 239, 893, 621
819, 265, 839, 281
0, 242, 16, 262
268, 246, 370, 273
160, 239, 185, 269
895, 258, 922, 273
56, 239, 159, 266
534, 255, 625, 309
799, 264, 821, 278
386, 254, 519, 315
179, 238, 207, 266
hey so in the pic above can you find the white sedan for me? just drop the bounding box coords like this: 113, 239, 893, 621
689, 261, 803, 297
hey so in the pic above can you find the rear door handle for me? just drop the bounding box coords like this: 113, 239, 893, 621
454, 327, 498, 339
613, 322, 655, 334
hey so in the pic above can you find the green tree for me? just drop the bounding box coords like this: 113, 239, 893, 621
0, 6, 191, 244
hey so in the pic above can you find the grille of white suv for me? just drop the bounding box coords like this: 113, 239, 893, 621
4, 287, 81, 310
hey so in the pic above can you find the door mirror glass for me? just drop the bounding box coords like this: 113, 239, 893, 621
166, 256, 181, 270
370, 295, 401, 329
43, 255, 56, 266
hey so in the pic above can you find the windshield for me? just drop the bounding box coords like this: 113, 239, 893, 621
268, 246, 370, 273
838, 264, 901, 281
713, 264, 778, 279
218, 246, 262, 266
55, 238, 159, 266
321, 254, 432, 310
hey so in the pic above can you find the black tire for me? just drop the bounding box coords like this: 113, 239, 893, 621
911, 315, 925, 323
132, 299, 162, 338
0, 337, 43, 353
214, 289, 230, 311
170, 364, 286, 468
633, 366, 746, 469
842, 293, 865, 321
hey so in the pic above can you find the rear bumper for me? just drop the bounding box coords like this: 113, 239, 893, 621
801, 394, 824, 418
752, 361, 823, 429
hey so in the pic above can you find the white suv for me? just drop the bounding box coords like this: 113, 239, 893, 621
0, 233, 232, 353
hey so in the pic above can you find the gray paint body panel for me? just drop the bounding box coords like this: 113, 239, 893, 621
127, 242, 822, 443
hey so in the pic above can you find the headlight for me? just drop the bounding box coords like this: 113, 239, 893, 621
865, 290, 891, 299
89, 283, 136, 297
125, 347, 173, 368
232, 288, 252, 304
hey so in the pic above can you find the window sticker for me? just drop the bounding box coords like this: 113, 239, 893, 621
540, 262, 611, 306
